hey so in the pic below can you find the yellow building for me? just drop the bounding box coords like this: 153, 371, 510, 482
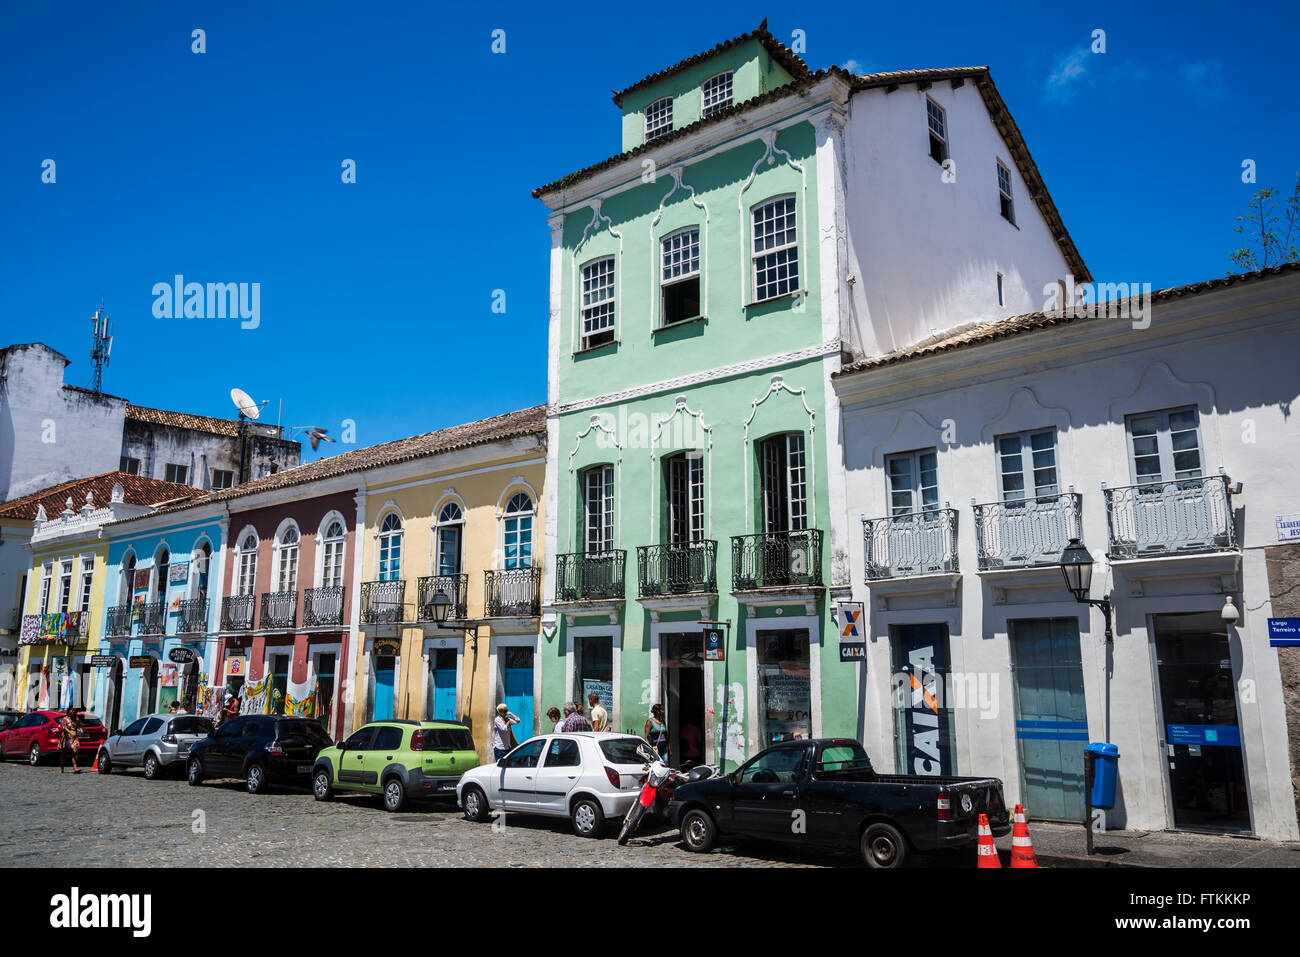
9, 474, 202, 713
349, 407, 546, 760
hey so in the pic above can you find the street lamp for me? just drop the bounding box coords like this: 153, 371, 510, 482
1059, 538, 1113, 643
427, 591, 453, 626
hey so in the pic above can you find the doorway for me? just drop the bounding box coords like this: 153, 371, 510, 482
268, 653, 290, 715
661, 633, 705, 767
1152, 612, 1250, 833
1010, 618, 1088, 821
372, 655, 396, 721
428, 649, 457, 721
106, 659, 123, 732
891, 623, 956, 776
313, 652, 336, 733
142, 658, 159, 717
502, 646, 534, 744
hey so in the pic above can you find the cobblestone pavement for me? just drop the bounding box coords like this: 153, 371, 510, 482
0, 762, 862, 868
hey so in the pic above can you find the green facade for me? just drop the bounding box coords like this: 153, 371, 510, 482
542, 42, 849, 770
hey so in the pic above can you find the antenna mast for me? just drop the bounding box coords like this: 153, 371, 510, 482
89, 300, 113, 393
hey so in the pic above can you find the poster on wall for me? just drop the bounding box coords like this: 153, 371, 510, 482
169, 561, 189, 584
225, 656, 246, 678
133, 568, 152, 591
160, 664, 178, 688
582, 679, 613, 713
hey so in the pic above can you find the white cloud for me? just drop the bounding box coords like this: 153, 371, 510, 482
842, 58, 869, 75
1046, 45, 1092, 100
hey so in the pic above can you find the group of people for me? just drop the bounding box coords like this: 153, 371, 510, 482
489, 695, 680, 764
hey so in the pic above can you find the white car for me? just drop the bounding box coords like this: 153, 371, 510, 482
457, 732, 657, 837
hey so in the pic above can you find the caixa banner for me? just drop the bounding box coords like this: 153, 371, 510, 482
892, 624, 954, 776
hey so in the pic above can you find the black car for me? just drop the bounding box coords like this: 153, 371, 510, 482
667, 738, 1011, 868
186, 715, 332, 794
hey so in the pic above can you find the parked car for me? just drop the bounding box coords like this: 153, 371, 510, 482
457, 733, 659, 837
668, 738, 1011, 868
0, 711, 22, 733
0, 710, 107, 765
312, 719, 480, 812
97, 713, 215, 779
186, 714, 332, 794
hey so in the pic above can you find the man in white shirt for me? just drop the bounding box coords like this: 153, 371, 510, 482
588, 692, 609, 733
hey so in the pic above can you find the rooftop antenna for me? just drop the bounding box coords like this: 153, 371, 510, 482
229, 387, 269, 484
89, 300, 113, 393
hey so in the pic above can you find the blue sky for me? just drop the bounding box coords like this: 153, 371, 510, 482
2, 1, 1295, 463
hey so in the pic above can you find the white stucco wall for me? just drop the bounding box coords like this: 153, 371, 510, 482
835, 274, 1300, 841
841, 81, 1076, 357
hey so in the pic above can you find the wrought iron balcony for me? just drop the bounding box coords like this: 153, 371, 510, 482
104, 604, 132, 638
555, 551, 626, 602
260, 590, 297, 630
176, 598, 209, 634
973, 491, 1082, 570
135, 601, 165, 635
730, 529, 824, 590
361, 579, 406, 625
1104, 474, 1236, 560
221, 593, 256, 631
417, 574, 468, 622
863, 507, 959, 580
486, 567, 542, 617
303, 586, 346, 627
637, 541, 718, 597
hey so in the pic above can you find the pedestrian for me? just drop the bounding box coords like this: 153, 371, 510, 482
167, 701, 179, 714
547, 706, 563, 733
175, 699, 189, 715
588, 692, 609, 732
645, 703, 669, 760
560, 701, 591, 733
492, 703, 520, 760
221, 690, 240, 726
59, 708, 82, 773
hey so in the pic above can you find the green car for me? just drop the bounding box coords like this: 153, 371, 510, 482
312, 720, 479, 812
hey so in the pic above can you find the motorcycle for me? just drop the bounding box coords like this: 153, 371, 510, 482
617, 745, 718, 845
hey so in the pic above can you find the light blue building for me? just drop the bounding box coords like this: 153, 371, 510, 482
95, 503, 226, 730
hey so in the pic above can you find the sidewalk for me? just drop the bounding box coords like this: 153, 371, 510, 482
997, 821, 1300, 868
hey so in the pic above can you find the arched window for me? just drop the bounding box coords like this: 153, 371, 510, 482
276, 526, 300, 592
436, 503, 463, 576
153, 548, 170, 601
321, 520, 345, 588
119, 553, 136, 605
503, 493, 534, 569
378, 513, 403, 581
194, 542, 212, 601
238, 534, 258, 595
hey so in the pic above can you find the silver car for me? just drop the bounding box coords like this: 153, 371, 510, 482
97, 713, 215, 779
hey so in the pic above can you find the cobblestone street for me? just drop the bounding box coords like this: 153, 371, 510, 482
0, 762, 856, 868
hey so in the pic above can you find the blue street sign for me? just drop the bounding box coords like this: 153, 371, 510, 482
1267, 618, 1300, 646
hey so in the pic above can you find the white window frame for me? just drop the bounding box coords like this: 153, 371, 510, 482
502, 492, 535, 570
211, 468, 234, 490
660, 226, 702, 327
885, 449, 940, 516
644, 96, 673, 141
237, 532, 258, 596
377, 512, 404, 581
58, 559, 74, 613
995, 429, 1060, 503
435, 503, 464, 577
78, 557, 94, 612
579, 256, 617, 350
760, 434, 808, 533
751, 196, 799, 303
997, 160, 1016, 224
701, 71, 733, 117
319, 519, 346, 589
926, 97, 948, 163
274, 522, 300, 593
164, 463, 188, 485
583, 465, 615, 554
1125, 406, 1205, 486
39, 562, 53, 614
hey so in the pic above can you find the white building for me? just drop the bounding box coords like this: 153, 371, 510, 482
831, 264, 1300, 841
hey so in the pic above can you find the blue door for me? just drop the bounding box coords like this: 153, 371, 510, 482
502, 646, 534, 747
373, 655, 395, 721
1010, 618, 1089, 821
430, 649, 457, 721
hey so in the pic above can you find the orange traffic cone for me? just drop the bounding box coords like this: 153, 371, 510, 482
1010, 804, 1038, 868
976, 813, 1001, 868
89, 750, 98, 772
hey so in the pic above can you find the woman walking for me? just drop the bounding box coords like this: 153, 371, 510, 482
645, 703, 669, 761
59, 708, 83, 773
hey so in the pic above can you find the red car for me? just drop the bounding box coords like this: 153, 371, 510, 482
0, 710, 108, 765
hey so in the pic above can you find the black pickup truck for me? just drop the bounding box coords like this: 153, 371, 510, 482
667, 737, 1010, 868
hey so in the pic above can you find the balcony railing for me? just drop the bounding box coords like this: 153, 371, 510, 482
730, 529, 824, 590
485, 567, 542, 618
176, 598, 209, 634
1104, 474, 1236, 560
361, 579, 406, 625
555, 551, 626, 602
104, 604, 132, 638
303, 586, 346, 627
637, 541, 718, 597
863, 507, 959, 580
417, 574, 468, 622
260, 590, 298, 630
973, 491, 1082, 570
135, 601, 165, 635
221, 593, 256, 631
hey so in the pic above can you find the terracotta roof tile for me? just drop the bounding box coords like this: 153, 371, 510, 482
148, 404, 548, 514
834, 262, 1300, 377
611, 19, 813, 106
124, 404, 245, 438
0, 472, 207, 521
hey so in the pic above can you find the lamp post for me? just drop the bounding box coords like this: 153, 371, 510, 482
1059, 537, 1113, 856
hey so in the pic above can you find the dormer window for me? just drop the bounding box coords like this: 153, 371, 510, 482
702, 71, 733, 117
645, 96, 673, 142
926, 98, 948, 164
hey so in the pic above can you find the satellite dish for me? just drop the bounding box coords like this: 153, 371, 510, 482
230, 388, 262, 420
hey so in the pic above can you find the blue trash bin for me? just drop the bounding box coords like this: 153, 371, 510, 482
1085, 742, 1120, 809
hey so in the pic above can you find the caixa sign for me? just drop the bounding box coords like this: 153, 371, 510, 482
168, 648, 197, 664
